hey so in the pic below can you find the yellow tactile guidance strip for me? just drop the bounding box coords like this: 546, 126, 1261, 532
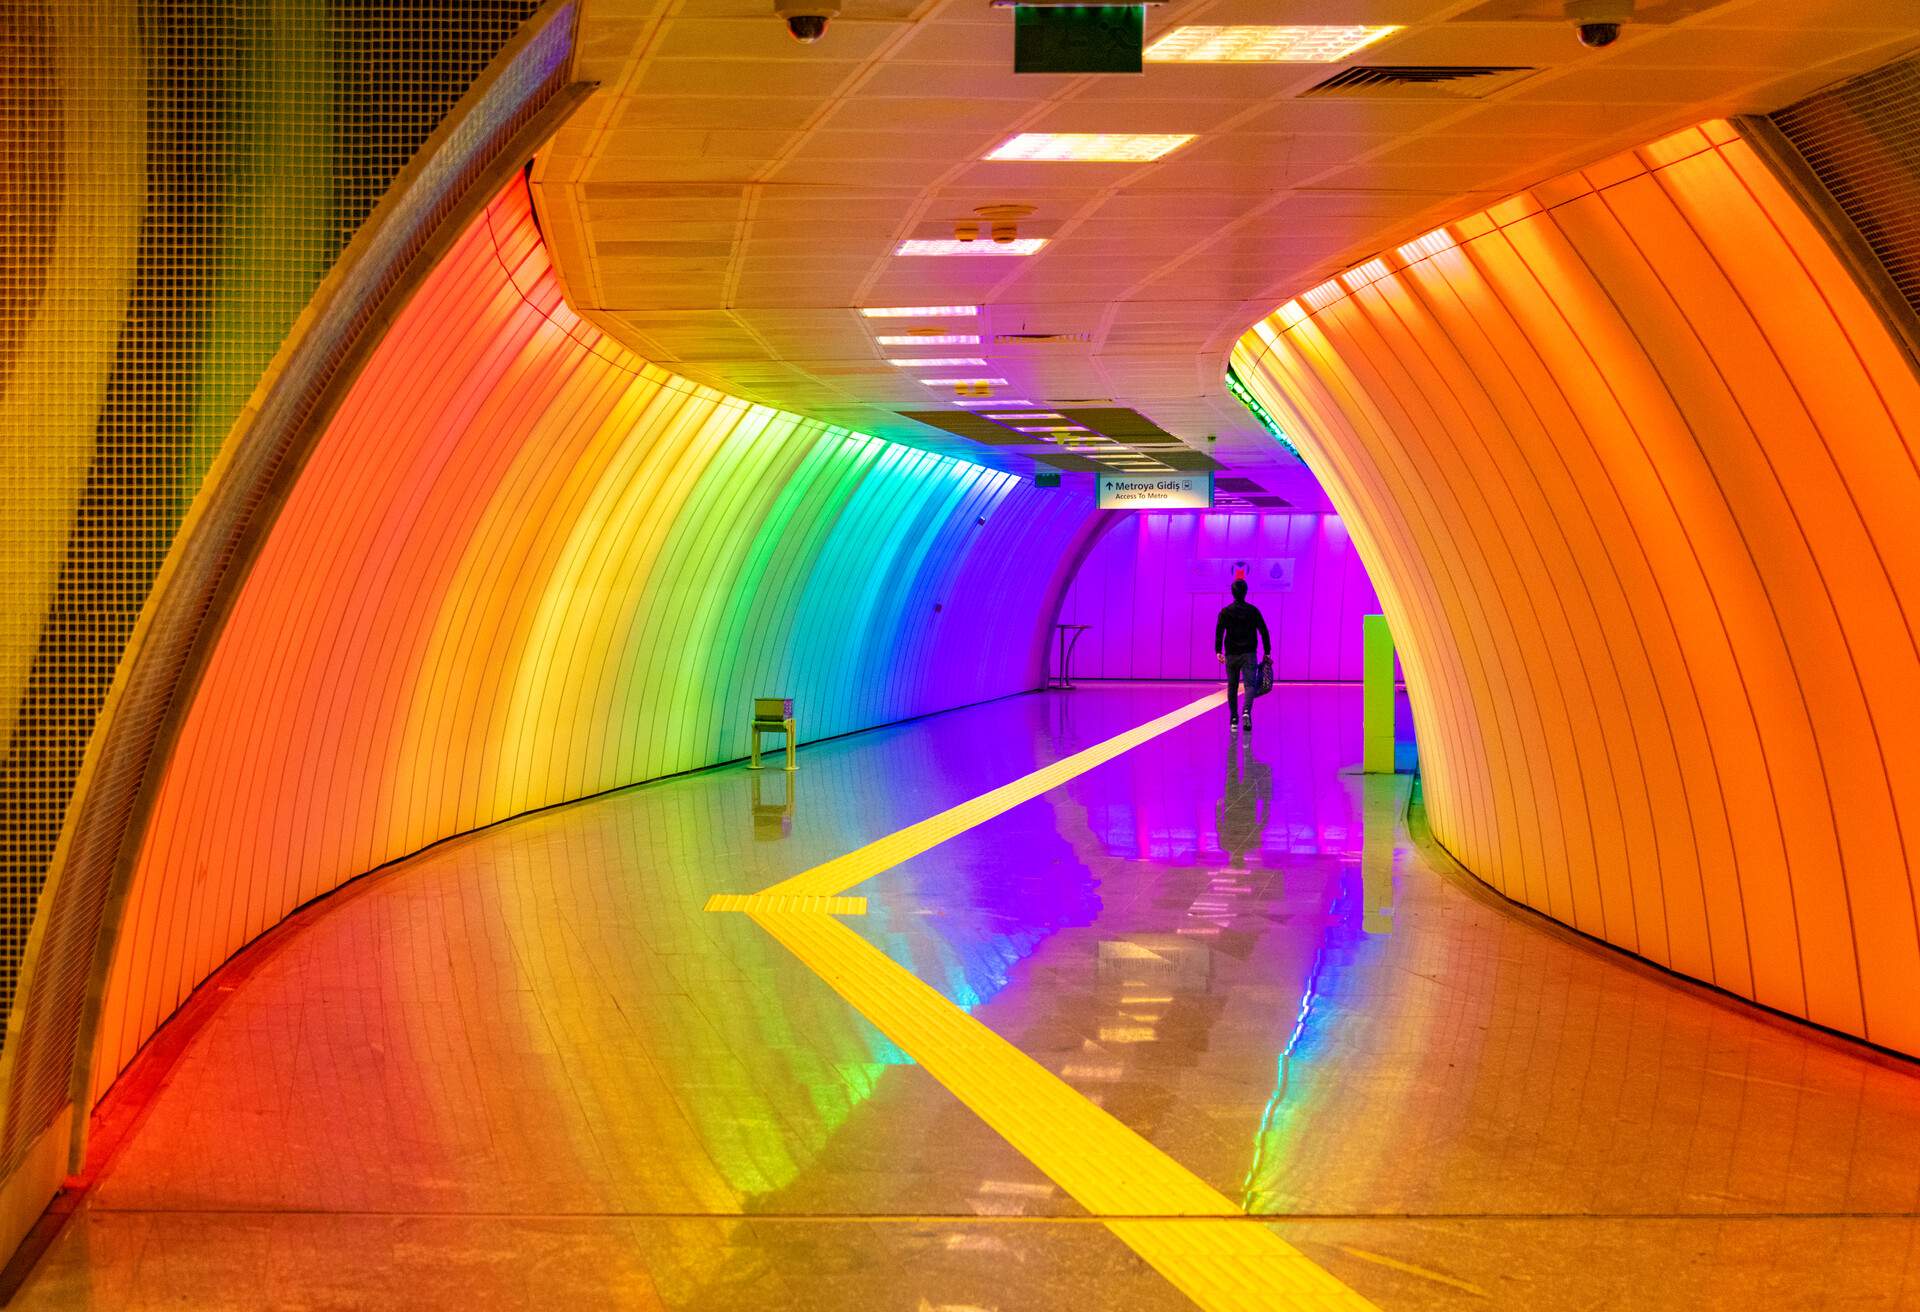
712, 692, 1377, 1311
751, 909, 1375, 1311
758, 691, 1230, 900
702, 893, 866, 915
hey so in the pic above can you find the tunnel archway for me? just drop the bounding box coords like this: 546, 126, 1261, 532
64, 118, 1920, 1129
1232, 121, 1920, 1057
80, 176, 1112, 1102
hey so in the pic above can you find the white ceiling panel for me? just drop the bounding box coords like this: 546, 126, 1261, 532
537, 0, 1920, 491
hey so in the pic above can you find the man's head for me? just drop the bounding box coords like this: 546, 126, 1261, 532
1231, 578, 1248, 601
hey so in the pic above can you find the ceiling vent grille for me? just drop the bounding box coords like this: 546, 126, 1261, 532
1302, 65, 1535, 99
992, 332, 1093, 345
1449, 0, 1724, 20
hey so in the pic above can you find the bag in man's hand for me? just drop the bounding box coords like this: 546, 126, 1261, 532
1249, 656, 1274, 698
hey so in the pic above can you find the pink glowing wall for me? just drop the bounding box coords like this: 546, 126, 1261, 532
1056, 512, 1381, 681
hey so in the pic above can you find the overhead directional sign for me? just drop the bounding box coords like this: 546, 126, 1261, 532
1096, 471, 1213, 510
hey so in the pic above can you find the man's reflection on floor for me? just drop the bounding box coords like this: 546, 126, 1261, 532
1217, 732, 1273, 871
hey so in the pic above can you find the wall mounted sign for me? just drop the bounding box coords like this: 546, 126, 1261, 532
1186, 557, 1294, 593
1097, 472, 1213, 510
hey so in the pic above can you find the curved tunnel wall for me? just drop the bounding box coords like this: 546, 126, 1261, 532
89, 177, 1099, 1092
1232, 121, 1920, 1055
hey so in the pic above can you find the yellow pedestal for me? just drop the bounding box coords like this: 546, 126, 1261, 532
1362, 615, 1395, 775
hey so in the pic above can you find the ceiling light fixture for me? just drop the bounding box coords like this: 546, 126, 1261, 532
1341, 258, 1391, 292
896, 238, 1047, 256
887, 357, 989, 367
920, 377, 1009, 387
954, 397, 1027, 407
860, 305, 979, 317
987, 412, 1064, 420
1397, 228, 1456, 263
1144, 24, 1400, 63
875, 334, 980, 346
984, 133, 1194, 163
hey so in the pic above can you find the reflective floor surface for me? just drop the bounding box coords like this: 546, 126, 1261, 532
17, 685, 1920, 1309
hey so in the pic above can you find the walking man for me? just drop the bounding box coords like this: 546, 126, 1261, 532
1215, 578, 1271, 734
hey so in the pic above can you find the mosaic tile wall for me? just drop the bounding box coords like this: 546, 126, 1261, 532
0, 0, 539, 1030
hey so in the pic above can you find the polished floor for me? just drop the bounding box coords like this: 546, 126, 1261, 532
18, 685, 1920, 1309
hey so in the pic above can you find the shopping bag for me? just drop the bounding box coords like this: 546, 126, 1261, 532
1249, 656, 1274, 698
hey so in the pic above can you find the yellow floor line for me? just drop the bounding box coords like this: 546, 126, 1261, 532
759, 690, 1227, 900
702, 893, 866, 915
710, 691, 1373, 1309
750, 910, 1376, 1311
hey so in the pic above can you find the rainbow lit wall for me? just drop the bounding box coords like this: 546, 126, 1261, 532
1058, 511, 1381, 681
1234, 121, 1920, 1056
87, 177, 1101, 1092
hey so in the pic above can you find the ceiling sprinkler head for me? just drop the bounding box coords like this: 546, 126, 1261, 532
975, 203, 1036, 245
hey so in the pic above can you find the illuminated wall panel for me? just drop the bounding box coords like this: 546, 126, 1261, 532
89, 178, 1097, 1091
1058, 511, 1382, 680
1234, 122, 1920, 1055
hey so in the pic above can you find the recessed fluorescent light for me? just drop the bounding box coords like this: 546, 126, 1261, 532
1144, 25, 1400, 63
887, 357, 989, 367
987, 411, 1064, 420
1397, 228, 1455, 263
896, 238, 1048, 256
875, 334, 980, 346
921, 377, 1009, 387
860, 305, 979, 318
1015, 425, 1090, 433
985, 133, 1194, 163
956, 397, 1026, 407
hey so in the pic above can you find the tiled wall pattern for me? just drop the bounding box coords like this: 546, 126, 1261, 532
1058, 512, 1382, 682
1234, 122, 1920, 1057
0, 1, 538, 1028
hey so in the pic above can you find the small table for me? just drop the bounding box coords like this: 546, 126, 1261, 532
1051, 624, 1092, 689
749, 697, 797, 771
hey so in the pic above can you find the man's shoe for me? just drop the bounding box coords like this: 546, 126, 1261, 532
1241, 714, 1252, 733
1230, 717, 1241, 733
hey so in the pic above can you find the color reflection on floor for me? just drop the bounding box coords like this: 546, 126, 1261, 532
18, 685, 1920, 1309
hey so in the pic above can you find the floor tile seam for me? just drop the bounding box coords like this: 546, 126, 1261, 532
72, 1207, 1920, 1223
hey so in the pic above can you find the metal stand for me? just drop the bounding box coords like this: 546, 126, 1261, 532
1051, 623, 1091, 688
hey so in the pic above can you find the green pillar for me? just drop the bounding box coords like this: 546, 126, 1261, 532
1363, 614, 1395, 774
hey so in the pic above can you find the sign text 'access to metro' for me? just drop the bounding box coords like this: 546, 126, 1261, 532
1096, 472, 1213, 511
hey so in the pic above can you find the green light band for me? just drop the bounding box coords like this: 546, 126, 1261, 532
1225, 364, 1301, 461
